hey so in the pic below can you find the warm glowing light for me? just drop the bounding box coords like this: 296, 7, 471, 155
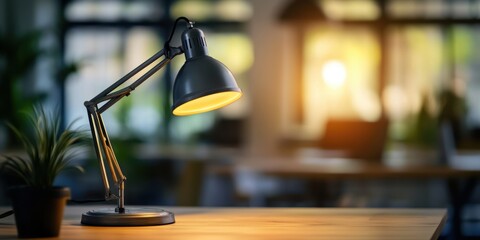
173, 91, 242, 116
322, 60, 347, 88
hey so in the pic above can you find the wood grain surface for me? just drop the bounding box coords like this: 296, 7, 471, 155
0, 206, 446, 240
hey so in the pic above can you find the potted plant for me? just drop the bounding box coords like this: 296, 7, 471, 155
1, 106, 88, 238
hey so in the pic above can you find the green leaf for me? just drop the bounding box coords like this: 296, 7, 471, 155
0, 105, 90, 187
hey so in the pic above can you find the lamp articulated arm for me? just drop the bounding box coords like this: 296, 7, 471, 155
84, 33, 185, 212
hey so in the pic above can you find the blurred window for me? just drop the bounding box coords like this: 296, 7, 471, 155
65, 27, 165, 139
65, 0, 164, 21
300, 25, 381, 137
321, 0, 379, 20
62, 0, 252, 142
385, 26, 446, 141
171, 0, 252, 21
282, 0, 480, 144
388, 0, 479, 19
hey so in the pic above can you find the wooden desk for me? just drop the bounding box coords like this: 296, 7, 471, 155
0, 206, 446, 240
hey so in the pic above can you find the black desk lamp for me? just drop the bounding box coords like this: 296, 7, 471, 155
81, 17, 242, 226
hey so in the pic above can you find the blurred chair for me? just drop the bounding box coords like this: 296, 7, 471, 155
319, 119, 389, 161
200, 118, 245, 147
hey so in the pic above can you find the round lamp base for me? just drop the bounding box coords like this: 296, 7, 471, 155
81, 207, 175, 226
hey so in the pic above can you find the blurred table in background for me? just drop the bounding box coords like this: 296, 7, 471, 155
130, 143, 480, 239
231, 155, 480, 239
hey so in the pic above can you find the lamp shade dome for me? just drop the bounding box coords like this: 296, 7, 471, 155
172, 56, 242, 116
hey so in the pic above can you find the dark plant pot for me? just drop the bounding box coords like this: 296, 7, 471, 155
9, 186, 70, 238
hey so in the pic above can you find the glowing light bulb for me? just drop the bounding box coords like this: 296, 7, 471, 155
322, 60, 347, 88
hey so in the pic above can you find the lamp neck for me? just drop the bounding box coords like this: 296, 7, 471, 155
182, 28, 209, 60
